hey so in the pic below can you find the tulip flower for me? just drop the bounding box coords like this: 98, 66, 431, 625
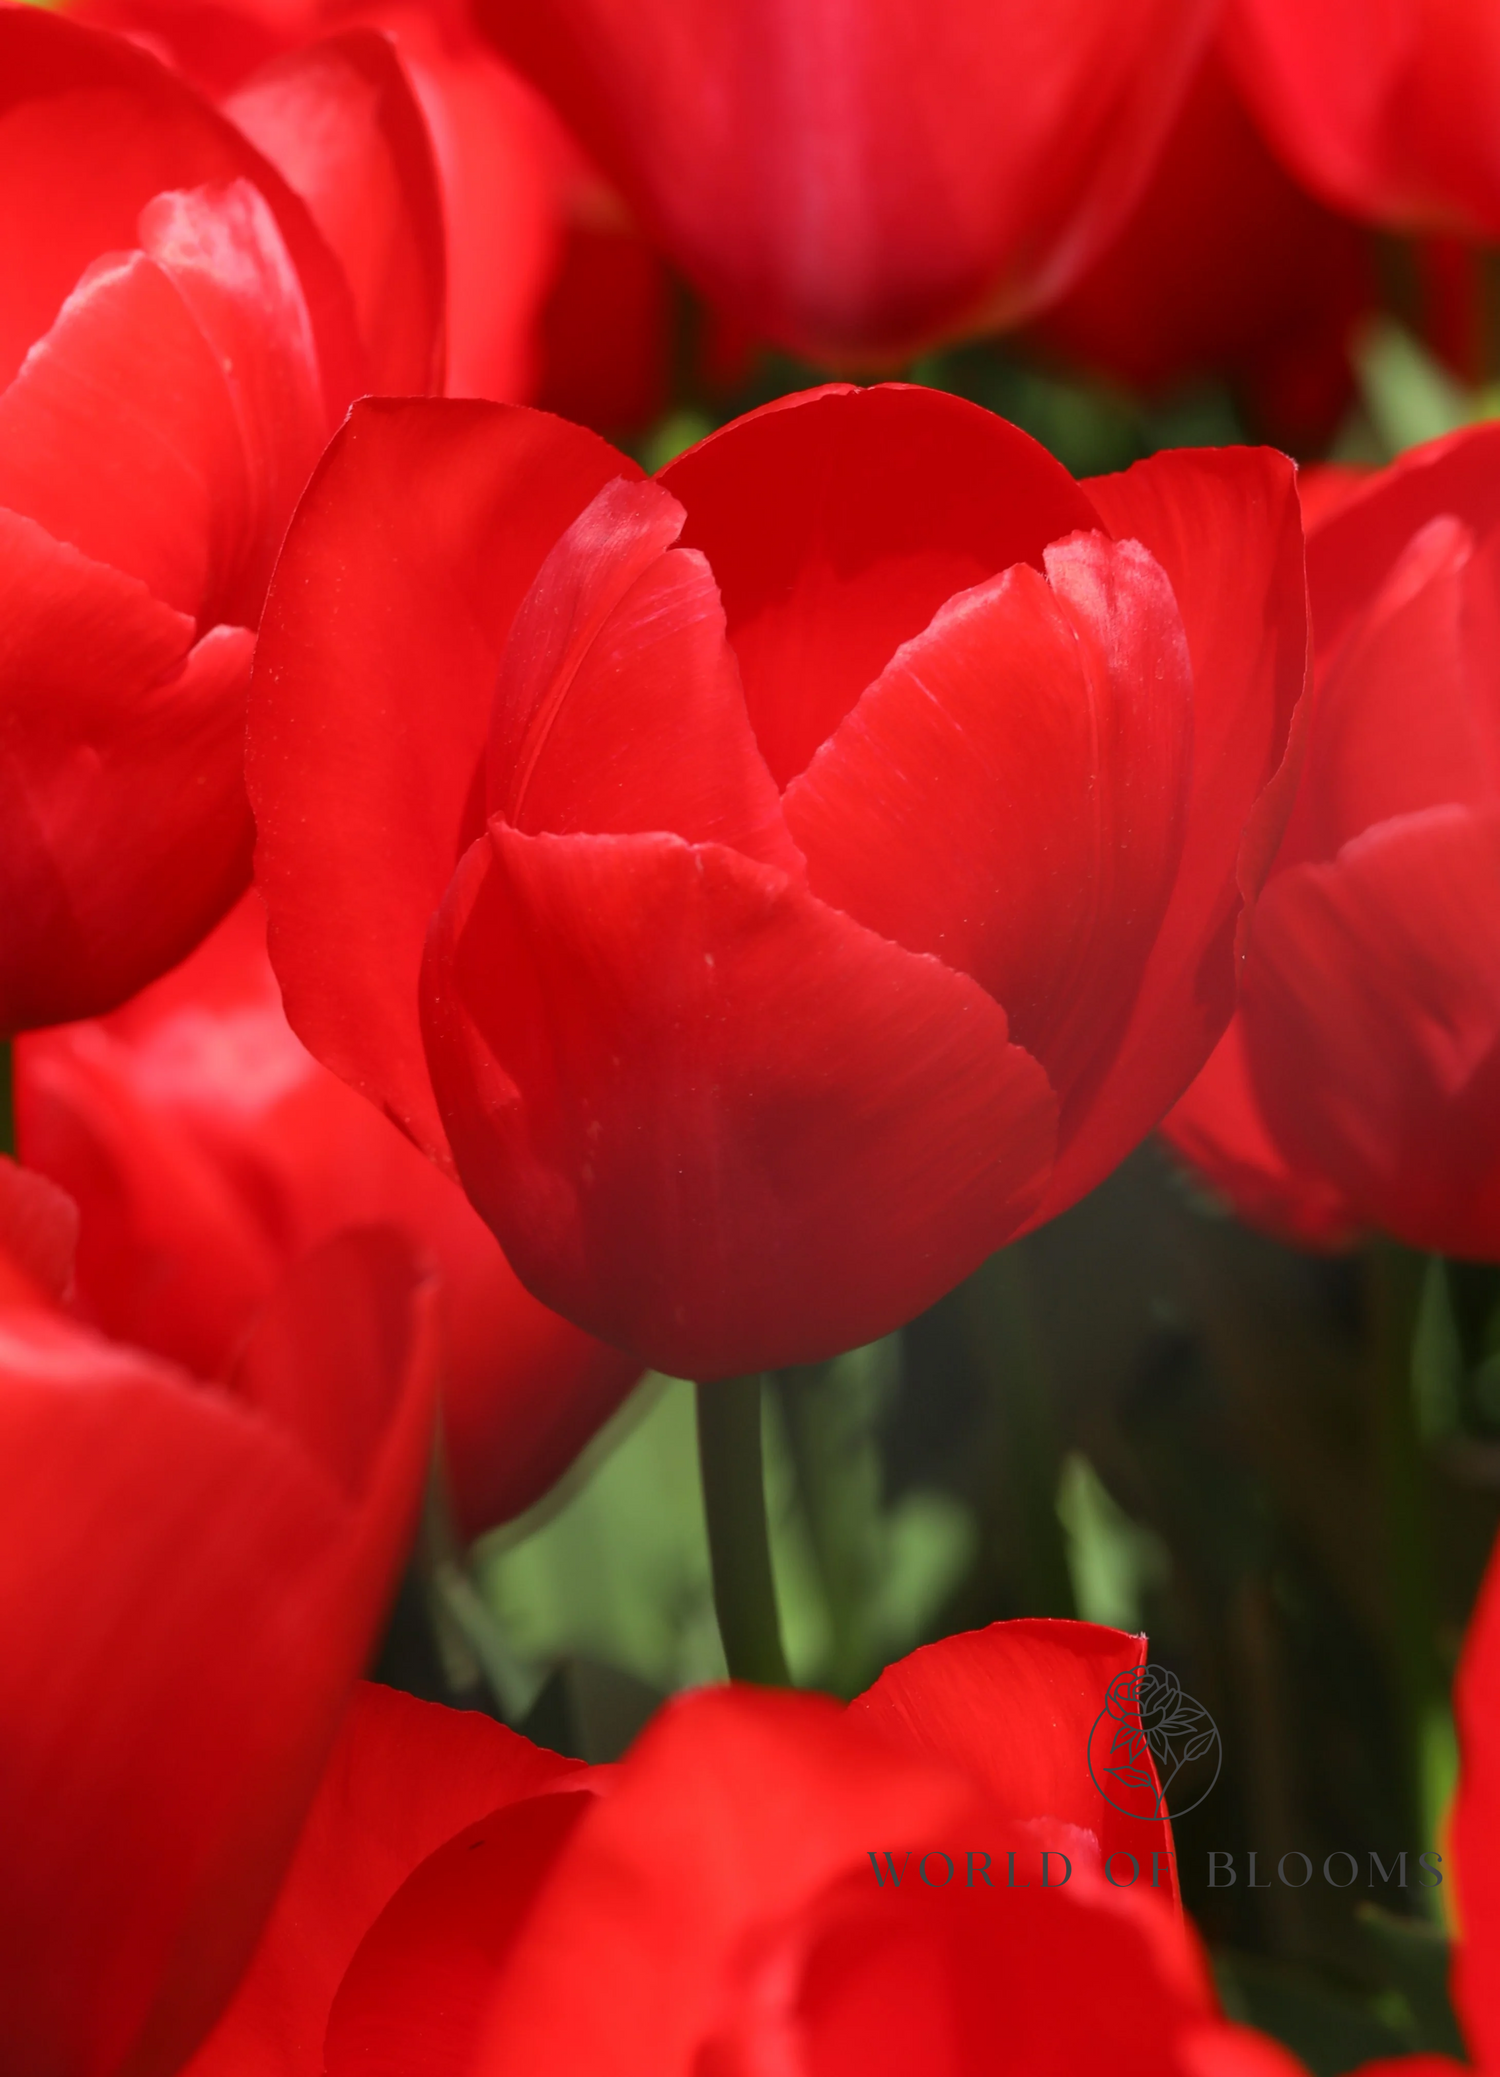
250, 383, 1307, 1379
477, 0, 1220, 364
1030, 45, 1375, 452
0, 9, 443, 1034
14, 891, 641, 1538
0, 1157, 439, 2077
183, 1622, 1290, 2077
1164, 422, 1500, 1260
1225, 0, 1500, 242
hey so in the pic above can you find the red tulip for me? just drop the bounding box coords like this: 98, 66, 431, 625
476, 0, 1220, 364
14, 891, 640, 1537
1164, 423, 1500, 1260
1029, 45, 1375, 452
0, 1157, 439, 2077
185, 1622, 1295, 2077
250, 384, 1307, 1378
1225, 0, 1500, 241
0, 9, 442, 1035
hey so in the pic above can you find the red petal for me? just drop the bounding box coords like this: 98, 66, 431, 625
0, 1232, 437, 2077
479, 0, 1215, 359
658, 384, 1101, 788
325, 1789, 595, 2077
0, 248, 248, 622
138, 179, 330, 626
15, 891, 641, 1536
1454, 1531, 1500, 2068
0, 508, 254, 1033
489, 474, 801, 873
1278, 513, 1500, 870
1032, 443, 1307, 1220
472, 1685, 979, 2077
421, 823, 1055, 1377
785, 530, 1192, 1111
1160, 1017, 1355, 1251
0, 8, 362, 412
1307, 421, 1500, 663
850, 1621, 1177, 1904
1242, 805, 1500, 1258
184, 1683, 584, 2077
249, 398, 638, 1168
0, 1156, 78, 1308
224, 29, 445, 397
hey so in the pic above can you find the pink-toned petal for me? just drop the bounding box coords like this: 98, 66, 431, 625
659, 384, 1102, 787
183, 1683, 584, 2077
489, 474, 801, 873
0, 508, 254, 1033
225, 28, 446, 397
0, 1232, 437, 2077
1032, 443, 1307, 1219
249, 398, 638, 1167
421, 823, 1056, 1377
785, 531, 1192, 1110
1160, 1017, 1356, 1251
1243, 805, 1500, 1260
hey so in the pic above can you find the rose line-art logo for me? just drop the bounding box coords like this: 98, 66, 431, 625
1087, 1666, 1222, 1821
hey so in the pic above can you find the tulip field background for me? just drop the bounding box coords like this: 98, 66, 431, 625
326, 301, 1500, 2072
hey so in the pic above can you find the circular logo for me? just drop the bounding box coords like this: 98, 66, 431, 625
1087, 1665, 1221, 1821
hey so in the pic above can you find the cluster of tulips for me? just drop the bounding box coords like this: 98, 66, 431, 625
4, 0, 1500, 2071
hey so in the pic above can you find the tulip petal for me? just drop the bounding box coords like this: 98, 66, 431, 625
489, 474, 801, 873
249, 399, 638, 1168
1033, 443, 1307, 1218
0, 8, 362, 413
784, 531, 1192, 1108
1159, 1017, 1355, 1251
1242, 805, 1500, 1258
224, 30, 446, 397
0, 1156, 78, 1308
0, 1231, 437, 2077
1279, 514, 1500, 869
850, 1620, 1178, 1903
421, 822, 1056, 1376
183, 1683, 583, 2077
325, 1790, 596, 2077
659, 384, 1101, 787
0, 508, 255, 1033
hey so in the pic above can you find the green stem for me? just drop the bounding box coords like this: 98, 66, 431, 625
1369, 1242, 1449, 1875
963, 1248, 1077, 1621
696, 1375, 791, 1685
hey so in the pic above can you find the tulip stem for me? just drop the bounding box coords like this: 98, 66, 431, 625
696, 1375, 791, 1686
1369, 1241, 1451, 1885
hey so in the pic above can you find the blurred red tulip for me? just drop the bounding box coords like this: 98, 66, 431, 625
477, 0, 1219, 364
1164, 422, 1500, 1260
15, 892, 641, 1538
248, 384, 1306, 1378
1030, 46, 1375, 452
0, 1158, 439, 2077
0, 10, 442, 1035
1226, 0, 1500, 242
185, 1624, 1288, 2077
